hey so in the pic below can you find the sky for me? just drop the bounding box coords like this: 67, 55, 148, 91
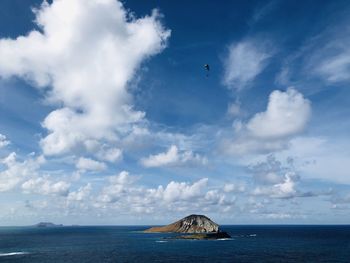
0, 0, 349, 226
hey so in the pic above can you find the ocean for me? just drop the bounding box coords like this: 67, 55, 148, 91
0, 225, 349, 262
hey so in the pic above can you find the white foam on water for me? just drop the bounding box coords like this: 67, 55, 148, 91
216, 238, 232, 241
156, 240, 168, 243
0, 252, 29, 257
249, 234, 257, 237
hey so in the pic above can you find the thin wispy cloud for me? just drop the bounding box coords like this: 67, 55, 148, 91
223, 39, 273, 90
249, 0, 279, 25
310, 36, 350, 83
276, 14, 350, 89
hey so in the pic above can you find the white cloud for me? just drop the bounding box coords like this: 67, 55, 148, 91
76, 157, 106, 171
141, 177, 235, 213
246, 155, 325, 200
221, 88, 311, 155
314, 52, 350, 83
247, 88, 311, 138
276, 21, 350, 87
227, 101, 241, 117
0, 152, 44, 192
223, 39, 272, 89
0, 134, 10, 148
0, 0, 170, 156
223, 183, 236, 193
264, 213, 293, 219
109, 171, 135, 185
141, 145, 178, 167
98, 171, 136, 203
95, 173, 236, 215
308, 31, 350, 83
157, 178, 209, 202
96, 147, 123, 163
140, 145, 207, 168
249, 1, 278, 25
279, 136, 350, 184
252, 172, 297, 199
204, 190, 226, 205
221, 136, 289, 156
67, 183, 91, 201
249, 155, 288, 185
223, 183, 245, 193
22, 177, 70, 196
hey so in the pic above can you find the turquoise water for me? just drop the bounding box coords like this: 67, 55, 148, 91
0, 225, 349, 262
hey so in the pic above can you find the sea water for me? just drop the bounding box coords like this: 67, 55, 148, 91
0, 225, 349, 262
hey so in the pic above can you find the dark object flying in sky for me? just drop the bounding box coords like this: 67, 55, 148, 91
204, 64, 210, 76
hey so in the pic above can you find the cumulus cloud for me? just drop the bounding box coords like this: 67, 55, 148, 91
94, 173, 235, 214
246, 155, 323, 199
0, 134, 10, 148
96, 147, 123, 163
223, 39, 272, 89
109, 170, 136, 185
0, 0, 170, 156
223, 183, 236, 193
204, 190, 228, 206
76, 157, 107, 172
0, 152, 44, 192
252, 172, 298, 199
140, 145, 207, 168
223, 183, 245, 193
249, 155, 291, 185
67, 183, 92, 201
98, 171, 136, 203
154, 178, 209, 203
221, 88, 311, 155
247, 88, 311, 138
22, 177, 70, 196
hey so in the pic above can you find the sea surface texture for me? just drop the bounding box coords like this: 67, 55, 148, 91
0, 225, 349, 262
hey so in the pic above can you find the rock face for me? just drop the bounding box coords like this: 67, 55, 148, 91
177, 231, 232, 240
144, 214, 219, 233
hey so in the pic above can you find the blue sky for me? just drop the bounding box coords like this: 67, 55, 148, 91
0, 0, 350, 225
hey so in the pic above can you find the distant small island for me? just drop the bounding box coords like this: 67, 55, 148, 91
144, 214, 231, 240
34, 222, 63, 228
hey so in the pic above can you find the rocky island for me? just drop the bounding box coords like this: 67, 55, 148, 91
34, 222, 63, 227
145, 214, 231, 240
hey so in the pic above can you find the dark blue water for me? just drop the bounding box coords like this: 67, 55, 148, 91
0, 225, 349, 262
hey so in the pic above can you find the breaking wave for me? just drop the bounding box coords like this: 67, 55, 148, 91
0, 252, 29, 257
